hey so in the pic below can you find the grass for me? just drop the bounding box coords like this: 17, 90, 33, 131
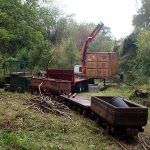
0, 84, 149, 150
0, 90, 118, 150
80, 83, 150, 105
80, 84, 132, 98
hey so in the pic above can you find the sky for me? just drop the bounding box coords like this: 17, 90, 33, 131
58, 0, 139, 39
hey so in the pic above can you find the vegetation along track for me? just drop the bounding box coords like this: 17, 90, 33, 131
111, 134, 150, 150
27, 92, 150, 149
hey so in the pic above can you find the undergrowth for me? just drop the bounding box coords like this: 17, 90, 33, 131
0, 90, 117, 150
0, 85, 149, 150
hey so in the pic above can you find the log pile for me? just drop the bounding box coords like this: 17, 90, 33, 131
26, 96, 71, 119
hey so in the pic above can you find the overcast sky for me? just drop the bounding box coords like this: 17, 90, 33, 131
58, 0, 139, 39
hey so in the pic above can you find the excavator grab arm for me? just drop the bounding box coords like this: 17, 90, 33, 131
81, 22, 104, 76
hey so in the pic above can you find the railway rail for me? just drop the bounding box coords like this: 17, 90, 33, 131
136, 135, 150, 150
28, 93, 149, 150
111, 134, 150, 150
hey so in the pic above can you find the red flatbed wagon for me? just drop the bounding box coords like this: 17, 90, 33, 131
46, 69, 94, 93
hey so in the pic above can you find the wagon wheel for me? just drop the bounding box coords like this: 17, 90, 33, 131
31, 89, 38, 95
105, 125, 111, 135
72, 105, 77, 110
17, 87, 22, 93
96, 116, 101, 124
90, 112, 96, 120
29, 89, 34, 94
4, 86, 8, 91
126, 128, 138, 137
82, 109, 87, 116
77, 107, 81, 114
4, 84, 11, 92
28, 87, 32, 94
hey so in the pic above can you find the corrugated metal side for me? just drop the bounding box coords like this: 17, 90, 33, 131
31, 78, 45, 90
86, 62, 97, 68
30, 77, 71, 94
86, 69, 97, 77
87, 53, 98, 61
86, 52, 118, 78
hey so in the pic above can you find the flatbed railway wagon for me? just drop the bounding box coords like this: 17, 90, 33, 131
91, 96, 148, 135
46, 69, 94, 93
60, 94, 91, 113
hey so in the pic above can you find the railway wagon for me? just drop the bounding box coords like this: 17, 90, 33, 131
60, 94, 91, 111
46, 69, 94, 93
91, 96, 148, 135
30, 77, 71, 95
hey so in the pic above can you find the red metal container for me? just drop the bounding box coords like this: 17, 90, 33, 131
86, 52, 118, 78
86, 62, 97, 68
86, 69, 97, 77
98, 52, 110, 61
97, 69, 109, 78
87, 53, 98, 61
98, 62, 109, 69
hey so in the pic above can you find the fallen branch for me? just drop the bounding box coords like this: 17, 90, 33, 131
38, 82, 43, 100
26, 95, 71, 119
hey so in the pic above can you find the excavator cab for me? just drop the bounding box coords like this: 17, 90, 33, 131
74, 65, 82, 75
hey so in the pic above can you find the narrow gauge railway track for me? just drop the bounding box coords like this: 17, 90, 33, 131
135, 135, 150, 150
51, 94, 149, 150
27, 94, 128, 150
139, 135, 150, 149
111, 134, 150, 150
111, 136, 128, 150
25, 92, 149, 150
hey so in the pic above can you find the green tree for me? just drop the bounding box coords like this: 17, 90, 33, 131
133, 0, 150, 29
0, 0, 59, 71
89, 26, 114, 51
137, 30, 150, 76
119, 0, 150, 84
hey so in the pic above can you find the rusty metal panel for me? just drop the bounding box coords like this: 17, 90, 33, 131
58, 81, 71, 94
97, 69, 110, 78
46, 69, 75, 85
86, 69, 97, 77
44, 79, 58, 92
31, 77, 45, 90
44, 79, 71, 94
98, 52, 110, 61
86, 52, 118, 78
87, 53, 98, 61
86, 62, 97, 68
31, 77, 71, 94
91, 96, 148, 127
91, 98, 115, 125
113, 54, 118, 75
98, 62, 109, 69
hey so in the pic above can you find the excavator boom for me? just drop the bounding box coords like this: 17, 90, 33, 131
81, 22, 104, 75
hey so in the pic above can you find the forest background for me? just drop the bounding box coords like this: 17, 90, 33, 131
0, 0, 149, 85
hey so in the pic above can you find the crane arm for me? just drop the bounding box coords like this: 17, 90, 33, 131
81, 22, 104, 76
